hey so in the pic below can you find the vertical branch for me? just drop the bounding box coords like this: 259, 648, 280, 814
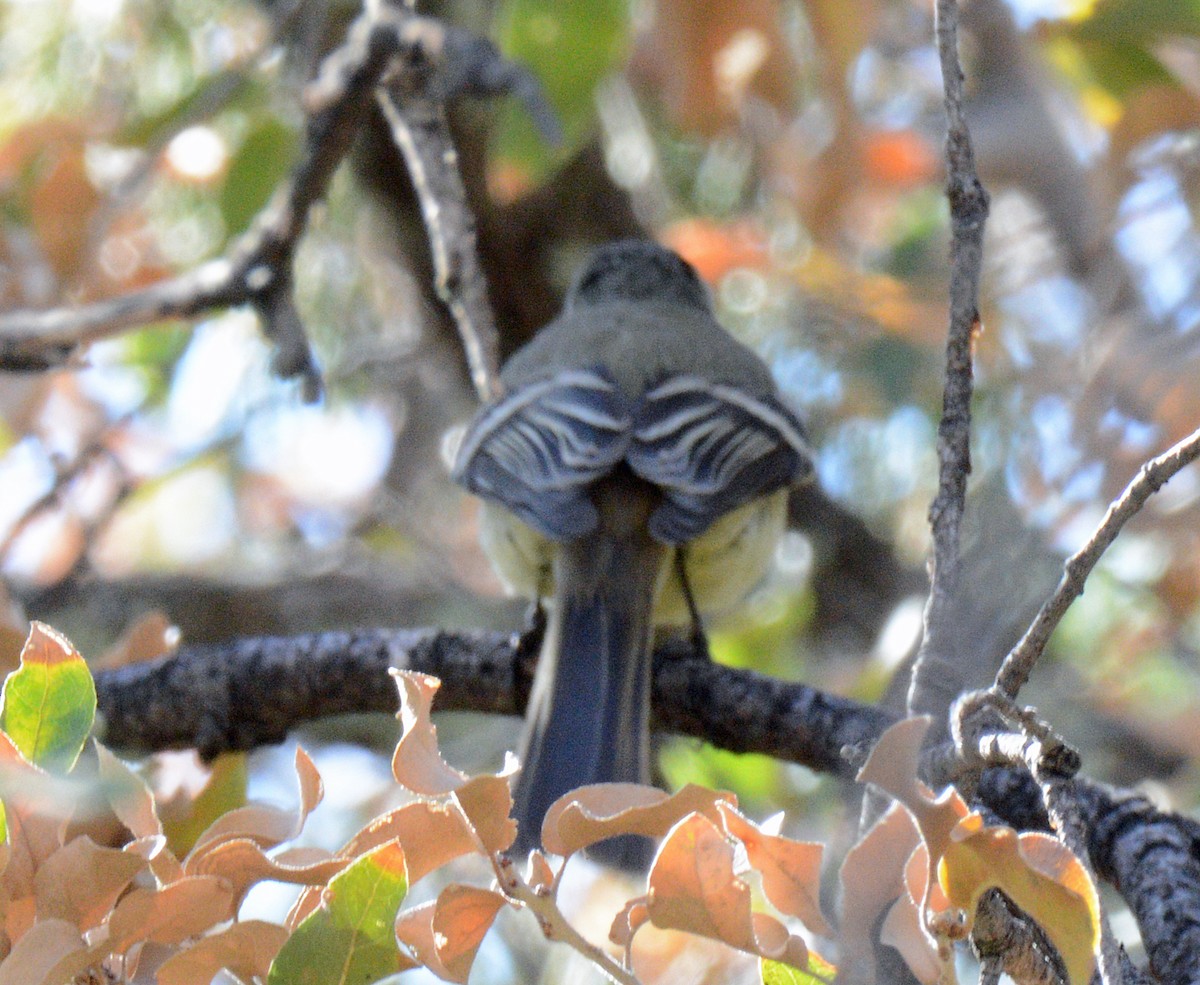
906, 0, 990, 728
373, 6, 502, 403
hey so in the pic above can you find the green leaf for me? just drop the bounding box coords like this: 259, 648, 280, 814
761, 953, 837, 985
162, 752, 248, 857
492, 0, 629, 179
1070, 0, 1200, 42
267, 840, 409, 985
0, 623, 96, 774
220, 118, 298, 237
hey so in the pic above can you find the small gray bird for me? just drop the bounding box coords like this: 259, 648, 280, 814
453, 240, 812, 864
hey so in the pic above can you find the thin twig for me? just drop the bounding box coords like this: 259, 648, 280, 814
492, 854, 642, 985
0, 4, 510, 402
906, 0, 990, 727
373, 9, 502, 402
0, 12, 393, 383
994, 424, 1200, 699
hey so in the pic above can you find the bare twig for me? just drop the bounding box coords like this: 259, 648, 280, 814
372, 10, 502, 401
0, 12, 390, 384
492, 855, 642, 985
994, 424, 1200, 699
906, 0, 991, 727
0, 4, 519, 402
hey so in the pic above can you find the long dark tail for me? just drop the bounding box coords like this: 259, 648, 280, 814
512, 507, 665, 867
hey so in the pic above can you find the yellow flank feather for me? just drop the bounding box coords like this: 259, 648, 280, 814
477, 489, 788, 627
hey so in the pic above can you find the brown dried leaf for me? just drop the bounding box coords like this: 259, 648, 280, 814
609, 895, 651, 950
124, 834, 184, 885
286, 801, 481, 930
390, 671, 468, 795
526, 850, 556, 894
647, 812, 810, 968
187, 837, 348, 909
95, 743, 161, 839
394, 885, 506, 984
647, 811, 756, 950
187, 746, 320, 856
0, 587, 28, 680
717, 804, 831, 935
33, 836, 146, 929
542, 783, 734, 858
154, 920, 289, 985
94, 611, 178, 669
106, 877, 234, 951
0, 918, 85, 985
837, 802, 920, 984
856, 717, 968, 903
880, 892, 941, 985
452, 774, 516, 854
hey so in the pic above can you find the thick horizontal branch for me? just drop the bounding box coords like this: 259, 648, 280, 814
93, 628, 891, 778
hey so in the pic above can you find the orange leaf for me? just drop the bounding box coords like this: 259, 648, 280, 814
717, 803, 831, 935
863, 129, 939, 188
939, 820, 1100, 985
856, 717, 968, 902
452, 773, 517, 854
187, 746, 320, 857
0, 917, 85, 985
394, 885, 507, 984
106, 877, 234, 951
155, 920, 289, 985
95, 611, 178, 669
187, 837, 348, 909
647, 812, 811, 969
286, 800, 481, 930
391, 671, 469, 795
838, 797, 921, 982
609, 895, 651, 950
542, 782, 734, 858
33, 836, 146, 929
879, 890, 941, 985
95, 743, 162, 840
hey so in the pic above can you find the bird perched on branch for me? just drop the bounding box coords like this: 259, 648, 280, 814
453, 240, 812, 864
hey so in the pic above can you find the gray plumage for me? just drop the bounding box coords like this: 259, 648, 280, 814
452, 240, 812, 864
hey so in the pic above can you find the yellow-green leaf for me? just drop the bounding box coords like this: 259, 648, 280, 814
761, 952, 837, 985
161, 752, 248, 857
0, 623, 96, 773
939, 816, 1100, 985
267, 840, 410, 985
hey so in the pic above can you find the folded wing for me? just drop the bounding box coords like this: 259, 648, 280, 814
452, 370, 632, 540
628, 376, 813, 544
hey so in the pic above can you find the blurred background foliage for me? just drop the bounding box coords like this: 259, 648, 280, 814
3, 0, 1200, 977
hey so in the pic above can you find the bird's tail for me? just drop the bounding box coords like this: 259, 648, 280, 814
512, 515, 666, 867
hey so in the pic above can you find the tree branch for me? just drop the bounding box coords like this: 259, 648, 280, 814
0, 6, 516, 401
994, 424, 1200, 699
906, 0, 991, 729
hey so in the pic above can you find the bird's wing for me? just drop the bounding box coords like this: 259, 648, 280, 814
628, 376, 813, 543
453, 369, 631, 540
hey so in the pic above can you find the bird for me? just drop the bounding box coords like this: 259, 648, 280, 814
452, 239, 813, 864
